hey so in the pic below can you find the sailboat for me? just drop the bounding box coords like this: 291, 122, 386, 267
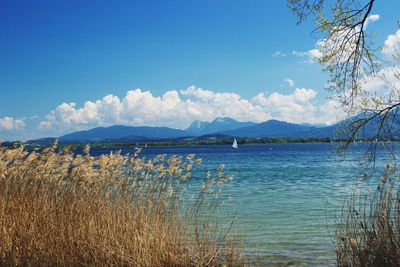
232, 138, 238, 149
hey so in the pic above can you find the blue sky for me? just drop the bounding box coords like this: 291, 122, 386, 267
1, 0, 400, 140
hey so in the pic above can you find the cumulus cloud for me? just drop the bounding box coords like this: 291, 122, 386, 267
359, 66, 400, 95
365, 14, 380, 28
382, 29, 400, 58
328, 65, 400, 115
39, 87, 270, 132
353, 67, 400, 112
37, 86, 342, 135
0, 117, 25, 131
317, 100, 344, 125
292, 49, 323, 63
284, 78, 295, 87
251, 88, 328, 124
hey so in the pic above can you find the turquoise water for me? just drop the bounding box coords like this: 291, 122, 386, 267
91, 143, 394, 266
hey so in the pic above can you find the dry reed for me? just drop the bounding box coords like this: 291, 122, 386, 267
0, 142, 243, 266
334, 163, 400, 266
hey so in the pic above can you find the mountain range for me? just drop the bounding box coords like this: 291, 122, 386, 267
186, 117, 256, 135
25, 114, 396, 145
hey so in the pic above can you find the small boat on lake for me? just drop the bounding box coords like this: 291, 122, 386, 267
232, 138, 238, 149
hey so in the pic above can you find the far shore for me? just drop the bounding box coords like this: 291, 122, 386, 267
11, 137, 399, 150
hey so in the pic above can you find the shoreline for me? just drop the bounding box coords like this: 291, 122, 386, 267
14, 137, 399, 150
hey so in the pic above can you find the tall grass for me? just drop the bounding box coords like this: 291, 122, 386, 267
334, 163, 400, 266
0, 143, 243, 266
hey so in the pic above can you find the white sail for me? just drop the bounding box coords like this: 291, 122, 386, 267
232, 138, 238, 149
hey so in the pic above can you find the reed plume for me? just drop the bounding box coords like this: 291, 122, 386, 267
0, 143, 243, 266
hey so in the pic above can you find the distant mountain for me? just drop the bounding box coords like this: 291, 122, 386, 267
219, 119, 319, 138
336, 111, 400, 139
186, 117, 256, 135
25, 113, 400, 145
186, 120, 210, 134
59, 125, 188, 143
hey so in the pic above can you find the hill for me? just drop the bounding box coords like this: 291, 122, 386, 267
59, 125, 188, 143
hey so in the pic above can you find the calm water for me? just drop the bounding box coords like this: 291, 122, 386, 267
91, 143, 394, 266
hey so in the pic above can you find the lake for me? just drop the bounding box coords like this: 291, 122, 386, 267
90, 142, 393, 266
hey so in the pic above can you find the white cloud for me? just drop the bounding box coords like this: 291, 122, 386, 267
365, 14, 380, 28
284, 78, 295, 87
251, 88, 332, 124
357, 66, 400, 105
308, 48, 323, 59
180, 86, 270, 123
292, 49, 323, 63
317, 100, 344, 125
272, 51, 286, 57
383, 29, 400, 58
360, 67, 400, 94
293, 15, 379, 65
331, 66, 400, 115
37, 86, 342, 135
0, 117, 25, 131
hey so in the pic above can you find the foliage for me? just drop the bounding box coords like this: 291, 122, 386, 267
288, 0, 377, 108
288, 1, 400, 265
288, 0, 400, 146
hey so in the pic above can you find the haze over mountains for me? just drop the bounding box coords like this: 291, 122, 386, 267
24, 114, 398, 145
